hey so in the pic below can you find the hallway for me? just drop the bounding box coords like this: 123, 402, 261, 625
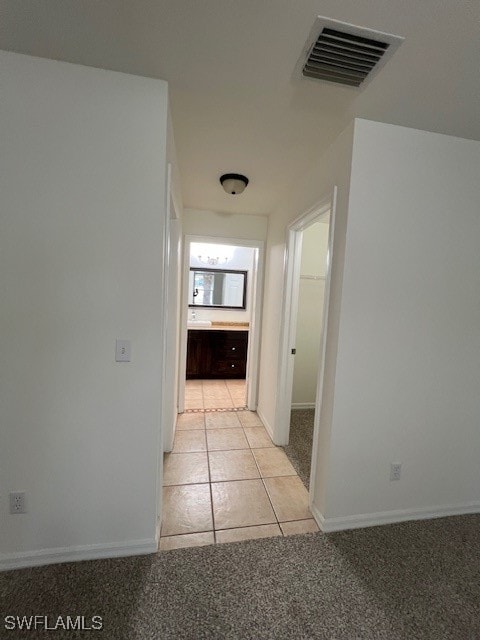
161, 408, 318, 550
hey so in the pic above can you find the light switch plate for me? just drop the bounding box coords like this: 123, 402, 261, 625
115, 339, 131, 362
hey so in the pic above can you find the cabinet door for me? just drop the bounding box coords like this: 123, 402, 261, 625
186, 331, 208, 378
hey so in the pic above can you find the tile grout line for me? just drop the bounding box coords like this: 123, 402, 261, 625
204, 413, 218, 545
186, 378, 247, 412
243, 423, 285, 537
226, 380, 246, 410
166, 402, 311, 547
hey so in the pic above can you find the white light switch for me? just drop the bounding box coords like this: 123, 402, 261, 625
115, 339, 131, 362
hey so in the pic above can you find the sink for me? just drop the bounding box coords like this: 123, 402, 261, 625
187, 320, 212, 328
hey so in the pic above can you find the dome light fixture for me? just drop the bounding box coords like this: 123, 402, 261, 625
220, 173, 249, 195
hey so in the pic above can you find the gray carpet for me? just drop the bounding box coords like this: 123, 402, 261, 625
2, 515, 480, 639
283, 409, 315, 489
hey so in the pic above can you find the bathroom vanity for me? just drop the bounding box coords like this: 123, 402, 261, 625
186, 324, 249, 379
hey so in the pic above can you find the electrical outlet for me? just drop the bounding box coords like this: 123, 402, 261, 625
115, 339, 131, 362
390, 463, 402, 482
9, 492, 26, 514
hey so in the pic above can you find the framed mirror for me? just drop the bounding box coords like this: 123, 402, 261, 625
189, 268, 247, 309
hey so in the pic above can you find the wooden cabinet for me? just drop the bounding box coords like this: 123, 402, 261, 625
186, 330, 248, 379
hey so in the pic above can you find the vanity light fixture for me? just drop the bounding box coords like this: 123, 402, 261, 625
220, 173, 249, 195
193, 242, 234, 266
197, 255, 228, 266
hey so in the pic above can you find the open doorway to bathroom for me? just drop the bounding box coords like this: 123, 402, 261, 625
179, 238, 262, 414
184, 242, 252, 412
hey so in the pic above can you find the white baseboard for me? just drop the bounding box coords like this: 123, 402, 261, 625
291, 403, 315, 410
0, 537, 158, 572
310, 501, 480, 533
310, 502, 327, 531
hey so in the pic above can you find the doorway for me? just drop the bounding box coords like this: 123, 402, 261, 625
178, 236, 264, 417
183, 242, 253, 412
284, 219, 329, 487
274, 190, 336, 507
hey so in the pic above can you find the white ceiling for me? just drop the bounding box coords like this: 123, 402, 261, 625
1, 1, 479, 216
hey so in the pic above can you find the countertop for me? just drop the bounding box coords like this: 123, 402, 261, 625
187, 322, 249, 331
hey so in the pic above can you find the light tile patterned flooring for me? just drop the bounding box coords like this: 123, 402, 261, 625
160, 382, 318, 551
184, 379, 248, 410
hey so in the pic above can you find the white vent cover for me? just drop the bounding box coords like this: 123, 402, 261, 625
298, 17, 404, 88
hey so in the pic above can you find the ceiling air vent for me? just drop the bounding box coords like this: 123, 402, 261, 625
299, 17, 403, 88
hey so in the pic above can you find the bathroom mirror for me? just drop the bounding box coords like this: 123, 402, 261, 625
189, 268, 247, 309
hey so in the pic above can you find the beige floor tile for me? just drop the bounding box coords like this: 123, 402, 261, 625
263, 476, 311, 522
185, 389, 203, 400
244, 426, 274, 448
205, 412, 241, 429
229, 391, 246, 400
252, 448, 297, 477
203, 387, 230, 395
216, 524, 282, 544
237, 411, 263, 427
159, 531, 214, 551
173, 430, 207, 453
228, 393, 246, 400
204, 398, 234, 409
209, 449, 260, 481
206, 428, 249, 451
202, 381, 227, 391
185, 380, 203, 388
280, 519, 319, 536
211, 479, 276, 529
163, 452, 209, 486
185, 399, 204, 409
176, 412, 205, 430
204, 398, 233, 407
227, 381, 246, 390
162, 484, 213, 536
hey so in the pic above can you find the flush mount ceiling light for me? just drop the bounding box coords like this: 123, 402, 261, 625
220, 173, 249, 195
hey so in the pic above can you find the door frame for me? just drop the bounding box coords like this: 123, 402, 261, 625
177, 235, 264, 415
161, 220, 182, 452
273, 188, 337, 497
157, 163, 182, 532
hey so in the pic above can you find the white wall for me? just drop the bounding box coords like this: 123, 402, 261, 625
292, 222, 329, 406
321, 119, 480, 528
257, 123, 355, 443
0, 51, 169, 566
183, 209, 268, 241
